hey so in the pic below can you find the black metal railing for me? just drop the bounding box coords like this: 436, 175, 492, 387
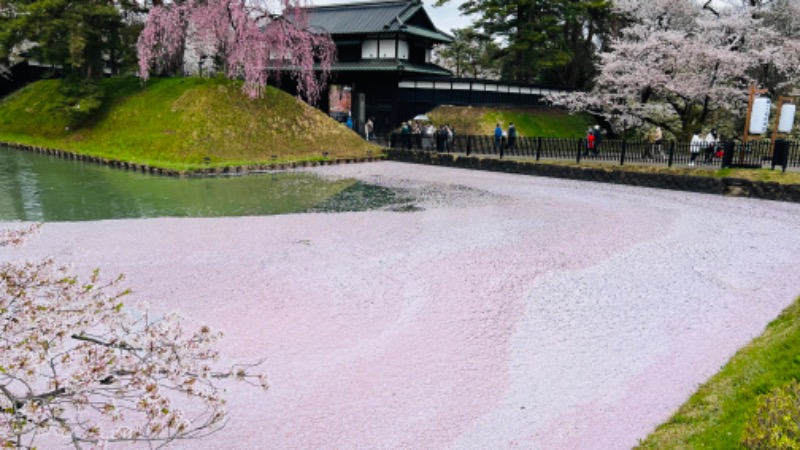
388, 134, 800, 170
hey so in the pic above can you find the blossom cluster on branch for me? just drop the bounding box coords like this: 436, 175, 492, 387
137, 0, 336, 104
549, 0, 800, 139
1, 226, 267, 449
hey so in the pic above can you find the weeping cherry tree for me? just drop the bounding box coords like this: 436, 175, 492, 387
137, 0, 336, 103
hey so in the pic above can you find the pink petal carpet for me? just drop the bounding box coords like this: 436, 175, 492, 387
3, 161, 799, 449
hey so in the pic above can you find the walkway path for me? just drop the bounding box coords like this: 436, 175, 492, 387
3, 161, 800, 449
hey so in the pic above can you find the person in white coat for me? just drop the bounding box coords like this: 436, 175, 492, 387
689, 130, 703, 166
364, 117, 374, 141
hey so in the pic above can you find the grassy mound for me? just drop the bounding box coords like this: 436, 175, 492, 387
425, 105, 593, 138
0, 77, 378, 171
637, 295, 800, 449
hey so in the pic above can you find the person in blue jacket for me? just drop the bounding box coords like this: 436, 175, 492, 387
346, 115, 353, 129
494, 123, 503, 157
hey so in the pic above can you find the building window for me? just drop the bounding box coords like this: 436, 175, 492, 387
379, 39, 396, 58
361, 39, 409, 60
398, 40, 409, 60
362, 40, 378, 59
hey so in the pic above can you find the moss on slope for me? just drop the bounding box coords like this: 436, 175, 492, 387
0, 77, 378, 171
425, 105, 593, 138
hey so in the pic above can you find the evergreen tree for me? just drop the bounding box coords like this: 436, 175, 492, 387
0, 0, 135, 80
434, 27, 500, 79
436, 0, 611, 88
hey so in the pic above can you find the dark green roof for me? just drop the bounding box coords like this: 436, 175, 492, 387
306, 0, 453, 43
400, 24, 452, 42
330, 60, 452, 76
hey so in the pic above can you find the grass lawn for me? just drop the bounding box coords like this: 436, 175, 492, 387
426, 105, 593, 138
637, 295, 800, 449
0, 77, 379, 172
499, 158, 800, 185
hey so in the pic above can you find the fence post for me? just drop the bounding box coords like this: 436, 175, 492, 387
668, 140, 675, 167
576, 139, 583, 163
620, 140, 627, 166
466, 136, 472, 156
536, 137, 542, 161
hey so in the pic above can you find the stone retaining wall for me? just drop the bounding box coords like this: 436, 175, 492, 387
0, 141, 380, 177
5, 141, 798, 202
385, 149, 800, 203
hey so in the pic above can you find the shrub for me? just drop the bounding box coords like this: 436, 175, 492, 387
741, 379, 800, 449
56, 76, 105, 127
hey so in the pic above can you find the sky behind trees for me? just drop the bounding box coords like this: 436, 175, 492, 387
313, 0, 473, 32
312, 0, 730, 35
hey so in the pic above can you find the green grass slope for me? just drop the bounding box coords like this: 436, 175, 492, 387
637, 295, 800, 449
426, 105, 593, 138
0, 77, 378, 171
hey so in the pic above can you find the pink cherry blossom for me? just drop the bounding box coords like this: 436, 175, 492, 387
137, 0, 335, 104
1, 226, 267, 449
550, 0, 800, 139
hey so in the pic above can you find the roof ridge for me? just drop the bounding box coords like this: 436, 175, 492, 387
306, 0, 416, 10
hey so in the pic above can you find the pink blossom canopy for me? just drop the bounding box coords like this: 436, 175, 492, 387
549, 0, 800, 138
137, 0, 336, 104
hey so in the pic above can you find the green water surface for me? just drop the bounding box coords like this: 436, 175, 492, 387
0, 146, 404, 222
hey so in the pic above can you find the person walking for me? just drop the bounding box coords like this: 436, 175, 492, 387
494, 123, 503, 155
365, 117, 374, 141
401, 122, 411, 149
447, 125, 455, 152
507, 122, 517, 152
653, 126, 664, 158
689, 129, 703, 166
424, 123, 435, 150
584, 126, 595, 157
412, 121, 421, 149
703, 128, 718, 164
345, 115, 353, 130
436, 125, 446, 152
644, 127, 655, 159
592, 125, 602, 156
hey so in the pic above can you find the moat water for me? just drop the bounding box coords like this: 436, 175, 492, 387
0, 146, 405, 222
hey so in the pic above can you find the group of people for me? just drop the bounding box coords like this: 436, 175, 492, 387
589, 124, 723, 166
689, 128, 720, 166
493, 123, 517, 157
344, 108, 735, 168
391, 118, 727, 168
344, 115, 377, 142
400, 121, 456, 151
